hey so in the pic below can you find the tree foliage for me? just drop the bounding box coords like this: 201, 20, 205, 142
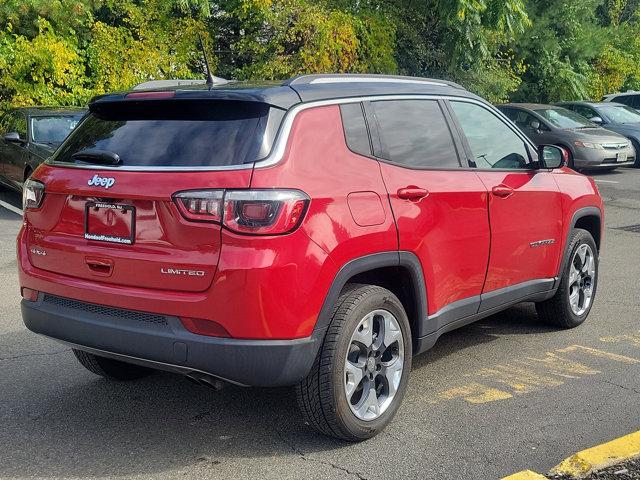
1, 0, 640, 111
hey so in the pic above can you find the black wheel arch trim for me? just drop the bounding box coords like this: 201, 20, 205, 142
556, 206, 602, 285
312, 251, 428, 352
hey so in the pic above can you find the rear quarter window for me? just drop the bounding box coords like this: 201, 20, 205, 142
52, 100, 285, 168
340, 103, 372, 157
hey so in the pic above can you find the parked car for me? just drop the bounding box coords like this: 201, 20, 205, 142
0, 107, 86, 191
18, 74, 603, 441
602, 91, 640, 109
557, 101, 640, 167
497, 103, 635, 171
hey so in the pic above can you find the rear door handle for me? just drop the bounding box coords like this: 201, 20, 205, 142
397, 186, 429, 201
491, 184, 515, 198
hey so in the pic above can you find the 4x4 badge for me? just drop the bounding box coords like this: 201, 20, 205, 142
88, 174, 115, 188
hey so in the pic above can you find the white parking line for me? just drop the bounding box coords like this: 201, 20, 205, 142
594, 179, 619, 184
0, 200, 23, 216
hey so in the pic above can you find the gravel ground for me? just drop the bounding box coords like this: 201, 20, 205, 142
549, 459, 640, 479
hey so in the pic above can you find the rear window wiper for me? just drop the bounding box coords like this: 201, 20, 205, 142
71, 149, 121, 165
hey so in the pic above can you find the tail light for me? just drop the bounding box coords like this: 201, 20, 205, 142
22, 179, 45, 210
173, 189, 309, 235
174, 190, 223, 222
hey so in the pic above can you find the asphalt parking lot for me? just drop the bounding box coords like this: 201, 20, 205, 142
1, 168, 639, 480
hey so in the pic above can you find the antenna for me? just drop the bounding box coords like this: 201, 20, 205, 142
198, 33, 215, 89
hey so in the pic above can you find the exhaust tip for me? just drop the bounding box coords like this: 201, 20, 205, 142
186, 372, 225, 391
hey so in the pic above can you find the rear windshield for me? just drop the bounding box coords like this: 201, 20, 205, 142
52, 100, 285, 167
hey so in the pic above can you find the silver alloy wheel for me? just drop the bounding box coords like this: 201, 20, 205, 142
568, 243, 596, 316
344, 309, 405, 421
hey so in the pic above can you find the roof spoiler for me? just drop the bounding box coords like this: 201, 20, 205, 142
132, 78, 229, 90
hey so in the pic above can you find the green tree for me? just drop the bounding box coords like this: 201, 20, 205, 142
512, 0, 605, 102
3, 0, 640, 112
209, 0, 396, 80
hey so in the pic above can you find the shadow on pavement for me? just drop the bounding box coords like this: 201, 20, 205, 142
0, 185, 22, 210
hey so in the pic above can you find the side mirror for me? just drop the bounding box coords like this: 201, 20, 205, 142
589, 116, 603, 125
530, 120, 541, 131
539, 145, 565, 169
3, 132, 23, 143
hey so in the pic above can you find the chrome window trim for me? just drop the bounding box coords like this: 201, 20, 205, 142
46, 94, 536, 172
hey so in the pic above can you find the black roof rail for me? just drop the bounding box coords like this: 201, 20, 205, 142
283, 73, 465, 90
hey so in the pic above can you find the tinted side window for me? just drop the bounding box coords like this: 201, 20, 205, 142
371, 100, 459, 168
340, 103, 371, 156
502, 108, 538, 131
614, 95, 637, 108
501, 108, 518, 122
451, 101, 530, 170
574, 105, 597, 120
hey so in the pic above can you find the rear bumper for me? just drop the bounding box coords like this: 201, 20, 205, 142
21, 294, 320, 387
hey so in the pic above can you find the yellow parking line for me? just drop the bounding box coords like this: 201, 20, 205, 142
501, 470, 547, 480
437, 382, 513, 404
550, 430, 640, 478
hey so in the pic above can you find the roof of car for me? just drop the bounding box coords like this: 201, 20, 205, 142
90, 74, 476, 111
10, 107, 86, 116
499, 103, 556, 111
556, 101, 626, 107
603, 91, 640, 99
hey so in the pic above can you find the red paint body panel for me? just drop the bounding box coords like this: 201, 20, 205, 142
552, 167, 605, 256
347, 192, 386, 227
250, 106, 398, 269
378, 166, 490, 314
475, 170, 564, 291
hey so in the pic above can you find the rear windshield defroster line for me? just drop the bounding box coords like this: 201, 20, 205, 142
51, 100, 286, 168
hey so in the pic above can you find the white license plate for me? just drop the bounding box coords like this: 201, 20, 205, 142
617, 152, 628, 162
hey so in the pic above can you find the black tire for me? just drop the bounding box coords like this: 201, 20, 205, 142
535, 228, 598, 328
73, 349, 154, 380
631, 139, 640, 168
296, 284, 412, 442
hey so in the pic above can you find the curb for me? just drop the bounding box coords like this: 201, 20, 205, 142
502, 430, 640, 479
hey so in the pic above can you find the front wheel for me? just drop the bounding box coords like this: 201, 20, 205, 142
631, 139, 640, 168
296, 284, 412, 441
536, 228, 598, 328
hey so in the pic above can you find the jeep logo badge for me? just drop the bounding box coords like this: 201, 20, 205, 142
88, 174, 115, 189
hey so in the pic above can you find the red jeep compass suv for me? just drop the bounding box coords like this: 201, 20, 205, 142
18, 74, 603, 441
